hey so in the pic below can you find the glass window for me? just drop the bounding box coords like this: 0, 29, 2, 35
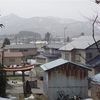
76, 53, 81, 61
86, 53, 92, 59
20, 49, 28, 52
65, 53, 69, 60
9, 58, 15, 62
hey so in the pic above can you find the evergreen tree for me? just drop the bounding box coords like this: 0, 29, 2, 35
2, 38, 10, 48
0, 63, 6, 97
0, 18, 7, 97
45, 32, 51, 44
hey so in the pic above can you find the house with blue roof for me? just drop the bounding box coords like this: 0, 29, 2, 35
59, 36, 100, 76
40, 58, 91, 100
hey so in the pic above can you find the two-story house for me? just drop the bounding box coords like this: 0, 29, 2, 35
36, 43, 64, 64
3, 51, 23, 66
3, 44, 38, 64
59, 36, 100, 76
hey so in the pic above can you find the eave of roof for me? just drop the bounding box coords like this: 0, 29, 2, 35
44, 43, 64, 49
40, 58, 91, 71
86, 55, 100, 68
43, 52, 60, 58
4, 44, 37, 49
40, 58, 68, 71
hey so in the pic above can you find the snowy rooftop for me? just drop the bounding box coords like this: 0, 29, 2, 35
59, 36, 100, 51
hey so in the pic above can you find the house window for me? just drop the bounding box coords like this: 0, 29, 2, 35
9, 58, 15, 62
86, 53, 92, 59
76, 53, 81, 62
20, 49, 28, 52
65, 53, 69, 60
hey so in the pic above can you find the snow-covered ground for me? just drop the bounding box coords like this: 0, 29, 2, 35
7, 81, 23, 85
0, 97, 11, 100
27, 59, 36, 65
15, 71, 30, 75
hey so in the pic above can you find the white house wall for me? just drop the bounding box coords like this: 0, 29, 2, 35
61, 50, 86, 64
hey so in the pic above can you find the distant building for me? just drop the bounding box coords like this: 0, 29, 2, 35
35, 54, 46, 65
44, 43, 63, 61
36, 42, 63, 64
88, 73, 100, 100
59, 36, 100, 76
3, 44, 38, 63
3, 52, 23, 66
40, 58, 91, 100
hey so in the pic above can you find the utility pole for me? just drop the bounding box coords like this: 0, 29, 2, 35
64, 27, 67, 44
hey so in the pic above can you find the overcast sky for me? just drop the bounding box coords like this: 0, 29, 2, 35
0, 0, 100, 21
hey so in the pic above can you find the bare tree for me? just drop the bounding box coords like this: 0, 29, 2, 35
92, 15, 100, 53
95, 0, 100, 4
0, 24, 4, 28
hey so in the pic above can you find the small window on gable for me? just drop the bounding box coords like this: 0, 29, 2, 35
65, 53, 69, 60
86, 53, 92, 60
76, 53, 81, 62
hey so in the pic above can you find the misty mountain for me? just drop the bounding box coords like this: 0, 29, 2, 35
0, 14, 100, 38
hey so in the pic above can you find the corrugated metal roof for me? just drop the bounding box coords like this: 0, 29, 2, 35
88, 73, 100, 83
41, 58, 68, 71
70, 61, 91, 70
45, 43, 64, 49
40, 58, 91, 71
59, 36, 100, 51
36, 54, 46, 59
4, 44, 37, 49
43, 52, 60, 58
86, 55, 100, 67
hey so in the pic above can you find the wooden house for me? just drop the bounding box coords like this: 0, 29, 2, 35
40, 58, 91, 100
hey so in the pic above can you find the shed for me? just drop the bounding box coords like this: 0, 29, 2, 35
88, 73, 100, 100
40, 58, 91, 100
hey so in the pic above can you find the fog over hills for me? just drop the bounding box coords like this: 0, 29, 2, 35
0, 14, 100, 38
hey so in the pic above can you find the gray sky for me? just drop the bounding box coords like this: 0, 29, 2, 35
0, 0, 100, 21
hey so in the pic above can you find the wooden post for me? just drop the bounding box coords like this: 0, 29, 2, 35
22, 71, 26, 97
2, 49, 4, 66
